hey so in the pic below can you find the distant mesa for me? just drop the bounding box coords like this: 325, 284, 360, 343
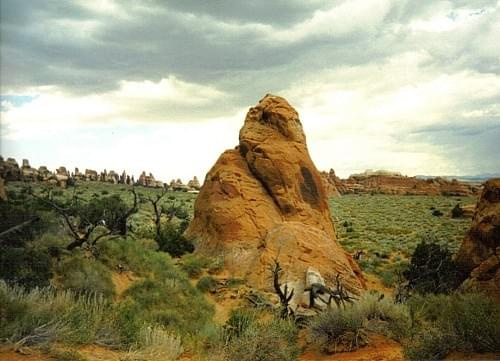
186, 94, 365, 302
455, 178, 500, 300
320, 168, 481, 197
0, 155, 199, 192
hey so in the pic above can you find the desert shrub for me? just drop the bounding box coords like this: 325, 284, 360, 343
204, 255, 224, 274
0, 246, 52, 289
59, 254, 115, 298
432, 209, 443, 217
439, 293, 500, 352
124, 325, 183, 361
356, 293, 410, 341
403, 239, 465, 294
180, 254, 207, 277
451, 204, 464, 218
157, 222, 194, 257
404, 326, 458, 361
404, 293, 500, 359
197, 276, 217, 293
0, 196, 53, 246
223, 308, 258, 341
121, 277, 214, 338
226, 278, 245, 287
224, 318, 299, 361
114, 299, 143, 345
308, 304, 366, 353
0, 281, 119, 347
131, 219, 156, 239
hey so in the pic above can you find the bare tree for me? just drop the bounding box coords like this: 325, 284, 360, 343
306, 273, 357, 309
143, 189, 168, 239
270, 259, 295, 318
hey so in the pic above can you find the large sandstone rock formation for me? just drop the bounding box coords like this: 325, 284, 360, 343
186, 95, 364, 294
455, 178, 500, 299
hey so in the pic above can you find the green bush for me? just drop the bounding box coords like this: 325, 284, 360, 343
121, 276, 214, 338
403, 239, 465, 294
0, 195, 53, 246
404, 326, 458, 361
451, 204, 464, 218
180, 254, 207, 278
404, 293, 500, 359
59, 254, 115, 298
440, 293, 500, 352
157, 222, 194, 257
0, 281, 120, 347
123, 325, 183, 361
224, 308, 257, 341
308, 304, 367, 353
356, 293, 410, 341
224, 317, 299, 361
0, 246, 52, 289
197, 276, 217, 293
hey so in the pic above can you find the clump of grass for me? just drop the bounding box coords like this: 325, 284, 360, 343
197, 276, 217, 293
223, 308, 258, 342
58, 253, 115, 299
120, 277, 214, 338
404, 326, 458, 361
356, 293, 410, 341
207, 255, 225, 274
404, 293, 500, 360
124, 325, 183, 361
308, 303, 367, 353
179, 254, 208, 277
0, 281, 120, 347
221, 315, 299, 361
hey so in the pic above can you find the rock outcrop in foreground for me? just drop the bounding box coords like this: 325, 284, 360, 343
456, 178, 500, 299
186, 95, 364, 295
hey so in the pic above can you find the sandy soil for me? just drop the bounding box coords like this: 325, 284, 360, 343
300, 334, 403, 361
0, 347, 49, 361
111, 270, 139, 297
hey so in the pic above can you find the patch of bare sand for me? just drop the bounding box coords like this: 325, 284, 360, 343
111, 271, 140, 298
300, 334, 403, 361
77, 345, 126, 361
0, 347, 49, 361
364, 273, 393, 296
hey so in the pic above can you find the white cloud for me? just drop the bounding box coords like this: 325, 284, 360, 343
0, 76, 230, 140
269, 0, 394, 43
115, 76, 224, 104
280, 51, 500, 177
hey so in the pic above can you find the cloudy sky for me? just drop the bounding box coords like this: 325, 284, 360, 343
1, 0, 499, 182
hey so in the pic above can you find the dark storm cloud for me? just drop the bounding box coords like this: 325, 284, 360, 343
0, 0, 396, 96
2, 0, 498, 95
1, 0, 499, 176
